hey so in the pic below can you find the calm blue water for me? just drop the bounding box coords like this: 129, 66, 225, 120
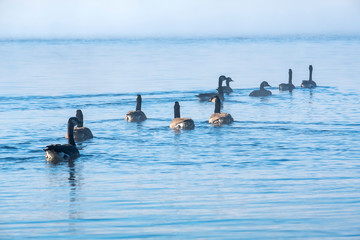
1, 36, 360, 239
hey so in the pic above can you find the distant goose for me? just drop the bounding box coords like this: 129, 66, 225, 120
219, 77, 234, 94
279, 69, 296, 91
209, 96, 234, 126
170, 102, 195, 130
65, 110, 93, 141
125, 94, 147, 122
44, 117, 81, 162
301, 65, 317, 88
249, 81, 272, 97
196, 75, 226, 101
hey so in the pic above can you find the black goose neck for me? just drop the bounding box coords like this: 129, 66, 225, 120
214, 97, 221, 113
288, 69, 293, 84
309, 65, 313, 81
76, 110, 83, 127
67, 121, 76, 146
218, 78, 224, 88
174, 102, 180, 118
260, 82, 265, 90
136, 95, 142, 111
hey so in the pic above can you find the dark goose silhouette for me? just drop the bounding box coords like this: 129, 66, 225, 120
170, 102, 195, 130
209, 96, 234, 126
219, 77, 234, 94
44, 117, 81, 162
125, 94, 147, 122
279, 69, 296, 91
249, 81, 272, 97
65, 110, 93, 141
196, 75, 226, 102
301, 65, 317, 88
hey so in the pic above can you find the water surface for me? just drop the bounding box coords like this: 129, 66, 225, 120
1, 36, 360, 239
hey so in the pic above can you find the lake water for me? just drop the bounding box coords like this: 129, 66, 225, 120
1, 36, 360, 239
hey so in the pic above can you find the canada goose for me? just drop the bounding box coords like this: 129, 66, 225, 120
219, 77, 234, 94
125, 94, 147, 122
65, 110, 93, 141
209, 96, 234, 126
249, 81, 272, 97
196, 75, 226, 101
170, 102, 195, 130
301, 65, 317, 88
44, 117, 81, 162
279, 69, 296, 91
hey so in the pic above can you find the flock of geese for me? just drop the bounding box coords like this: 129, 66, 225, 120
44, 65, 317, 162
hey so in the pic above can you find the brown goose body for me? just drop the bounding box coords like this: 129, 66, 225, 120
125, 95, 147, 122
65, 110, 93, 141
279, 69, 296, 91
170, 102, 195, 130
209, 96, 233, 126
249, 81, 272, 97
45, 117, 80, 162
170, 118, 195, 130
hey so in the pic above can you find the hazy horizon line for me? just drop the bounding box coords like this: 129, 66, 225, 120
1, 33, 360, 41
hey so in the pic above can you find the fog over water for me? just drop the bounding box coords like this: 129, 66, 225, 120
1, 0, 360, 38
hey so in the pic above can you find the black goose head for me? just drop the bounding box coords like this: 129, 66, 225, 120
174, 101, 181, 118
68, 117, 80, 127
136, 94, 142, 111
226, 77, 233, 86
260, 81, 271, 90
76, 110, 84, 127
218, 75, 226, 87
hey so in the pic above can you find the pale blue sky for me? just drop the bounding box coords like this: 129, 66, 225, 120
1, 0, 360, 38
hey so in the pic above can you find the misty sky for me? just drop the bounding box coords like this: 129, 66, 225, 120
1, 0, 360, 38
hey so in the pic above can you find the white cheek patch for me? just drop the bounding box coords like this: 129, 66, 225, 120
45, 150, 69, 161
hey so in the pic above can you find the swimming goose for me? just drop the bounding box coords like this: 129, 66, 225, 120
44, 117, 81, 162
125, 94, 147, 122
301, 65, 317, 88
279, 69, 295, 91
170, 102, 195, 130
65, 110, 93, 141
196, 75, 226, 101
219, 77, 234, 94
209, 96, 234, 126
249, 81, 272, 97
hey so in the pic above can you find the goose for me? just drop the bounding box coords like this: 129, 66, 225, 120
65, 109, 93, 141
44, 117, 81, 162
301, 65, 317, 88
209, 96, 234, 126
125, 94, 147, 122
279, 69, 295, 91
196, 75, 226, 101
219, 77, 234, 94
249, 81, 272, 97
170, 102, 195, 130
